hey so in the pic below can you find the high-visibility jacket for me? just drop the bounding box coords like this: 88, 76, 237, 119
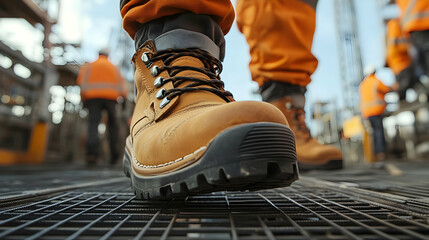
386, 19, 412, 75
397, 0, 429, 34
77, 55, 128, 101
359, 74, 391, 119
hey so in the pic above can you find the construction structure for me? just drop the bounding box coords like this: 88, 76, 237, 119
0, 0, 77, 164
334, 0, 364, 118
0, 0, 134, 164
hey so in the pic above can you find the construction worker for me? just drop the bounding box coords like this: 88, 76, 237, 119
386, 18, 414, 100
396, 0, 429, 76
119, 0, 340, 199
77, 48, 128, 165
359, 66, 398, 161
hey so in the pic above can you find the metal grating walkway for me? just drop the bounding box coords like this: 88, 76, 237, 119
0, 163, 429, 239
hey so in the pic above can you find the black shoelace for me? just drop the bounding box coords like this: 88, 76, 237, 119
146, 48, 233, 104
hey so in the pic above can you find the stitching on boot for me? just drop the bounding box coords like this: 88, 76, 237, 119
133, 103, 156, 138
134, 146, 207, 168
136, 60, 152, 94
134, 103, 219, 141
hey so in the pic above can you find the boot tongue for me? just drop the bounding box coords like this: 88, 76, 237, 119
170, 56, 211, 85
167, 56, 227, 113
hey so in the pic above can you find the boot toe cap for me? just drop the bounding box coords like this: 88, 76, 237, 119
132, 100, 290, 171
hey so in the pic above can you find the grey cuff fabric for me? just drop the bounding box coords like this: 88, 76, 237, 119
154, 29, 221, 60
259, 81, 307, 104
300, 0, 318, 10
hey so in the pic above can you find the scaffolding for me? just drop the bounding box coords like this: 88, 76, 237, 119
0, 0, 80, 164
334, 0, 364, 118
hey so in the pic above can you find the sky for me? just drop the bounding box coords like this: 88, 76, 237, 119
0, 0, 400, 129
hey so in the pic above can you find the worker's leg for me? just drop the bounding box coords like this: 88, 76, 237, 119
368, 115, 386, 160
103, 99, 120, 165
120, 0, 299, 199
86, 99, 102, 164
236, 0, 342, 170
410, 30, 429, 76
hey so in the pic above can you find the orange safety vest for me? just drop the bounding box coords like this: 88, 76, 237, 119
386, 19, 412, 75
359, 74, 391, 119
397, 0, 429, 33
77, 55, 128, 101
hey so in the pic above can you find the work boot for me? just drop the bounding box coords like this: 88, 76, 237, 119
123, 41, 299, 199
270, 96, 343, 171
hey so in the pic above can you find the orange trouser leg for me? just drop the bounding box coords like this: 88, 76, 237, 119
236, 0, 318, 87
120, 0, 235, 39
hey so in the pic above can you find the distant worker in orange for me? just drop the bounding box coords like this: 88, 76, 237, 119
396, 0, 429, 76
77, 48, 128, 165
359, 66, 398, 161
386, 18, 414, 100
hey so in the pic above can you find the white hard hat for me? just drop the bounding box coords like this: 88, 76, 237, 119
364, 64, 376, 76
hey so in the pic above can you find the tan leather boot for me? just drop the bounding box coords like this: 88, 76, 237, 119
123, 41, 299, 199
270, 96, 343, 171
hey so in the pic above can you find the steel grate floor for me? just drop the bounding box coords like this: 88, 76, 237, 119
0, 166, 124, 198
0, 162, 429, 239
1, 181, 429, 239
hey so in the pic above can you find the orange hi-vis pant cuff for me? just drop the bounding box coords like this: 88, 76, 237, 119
121, 0, 318, 87
237, 0, 318, 87
120, 0, 235, 39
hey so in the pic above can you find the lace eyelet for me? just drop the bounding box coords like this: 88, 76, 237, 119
153, 77, 164, 88
151, 65, 160, 77
160, 97, 170, 109
156, 88, 166, 99
214, 65, 220, 75
141, 52, 150, 64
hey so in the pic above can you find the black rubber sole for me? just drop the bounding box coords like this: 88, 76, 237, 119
298, 159, 343, 171
123, 122, 299, 200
